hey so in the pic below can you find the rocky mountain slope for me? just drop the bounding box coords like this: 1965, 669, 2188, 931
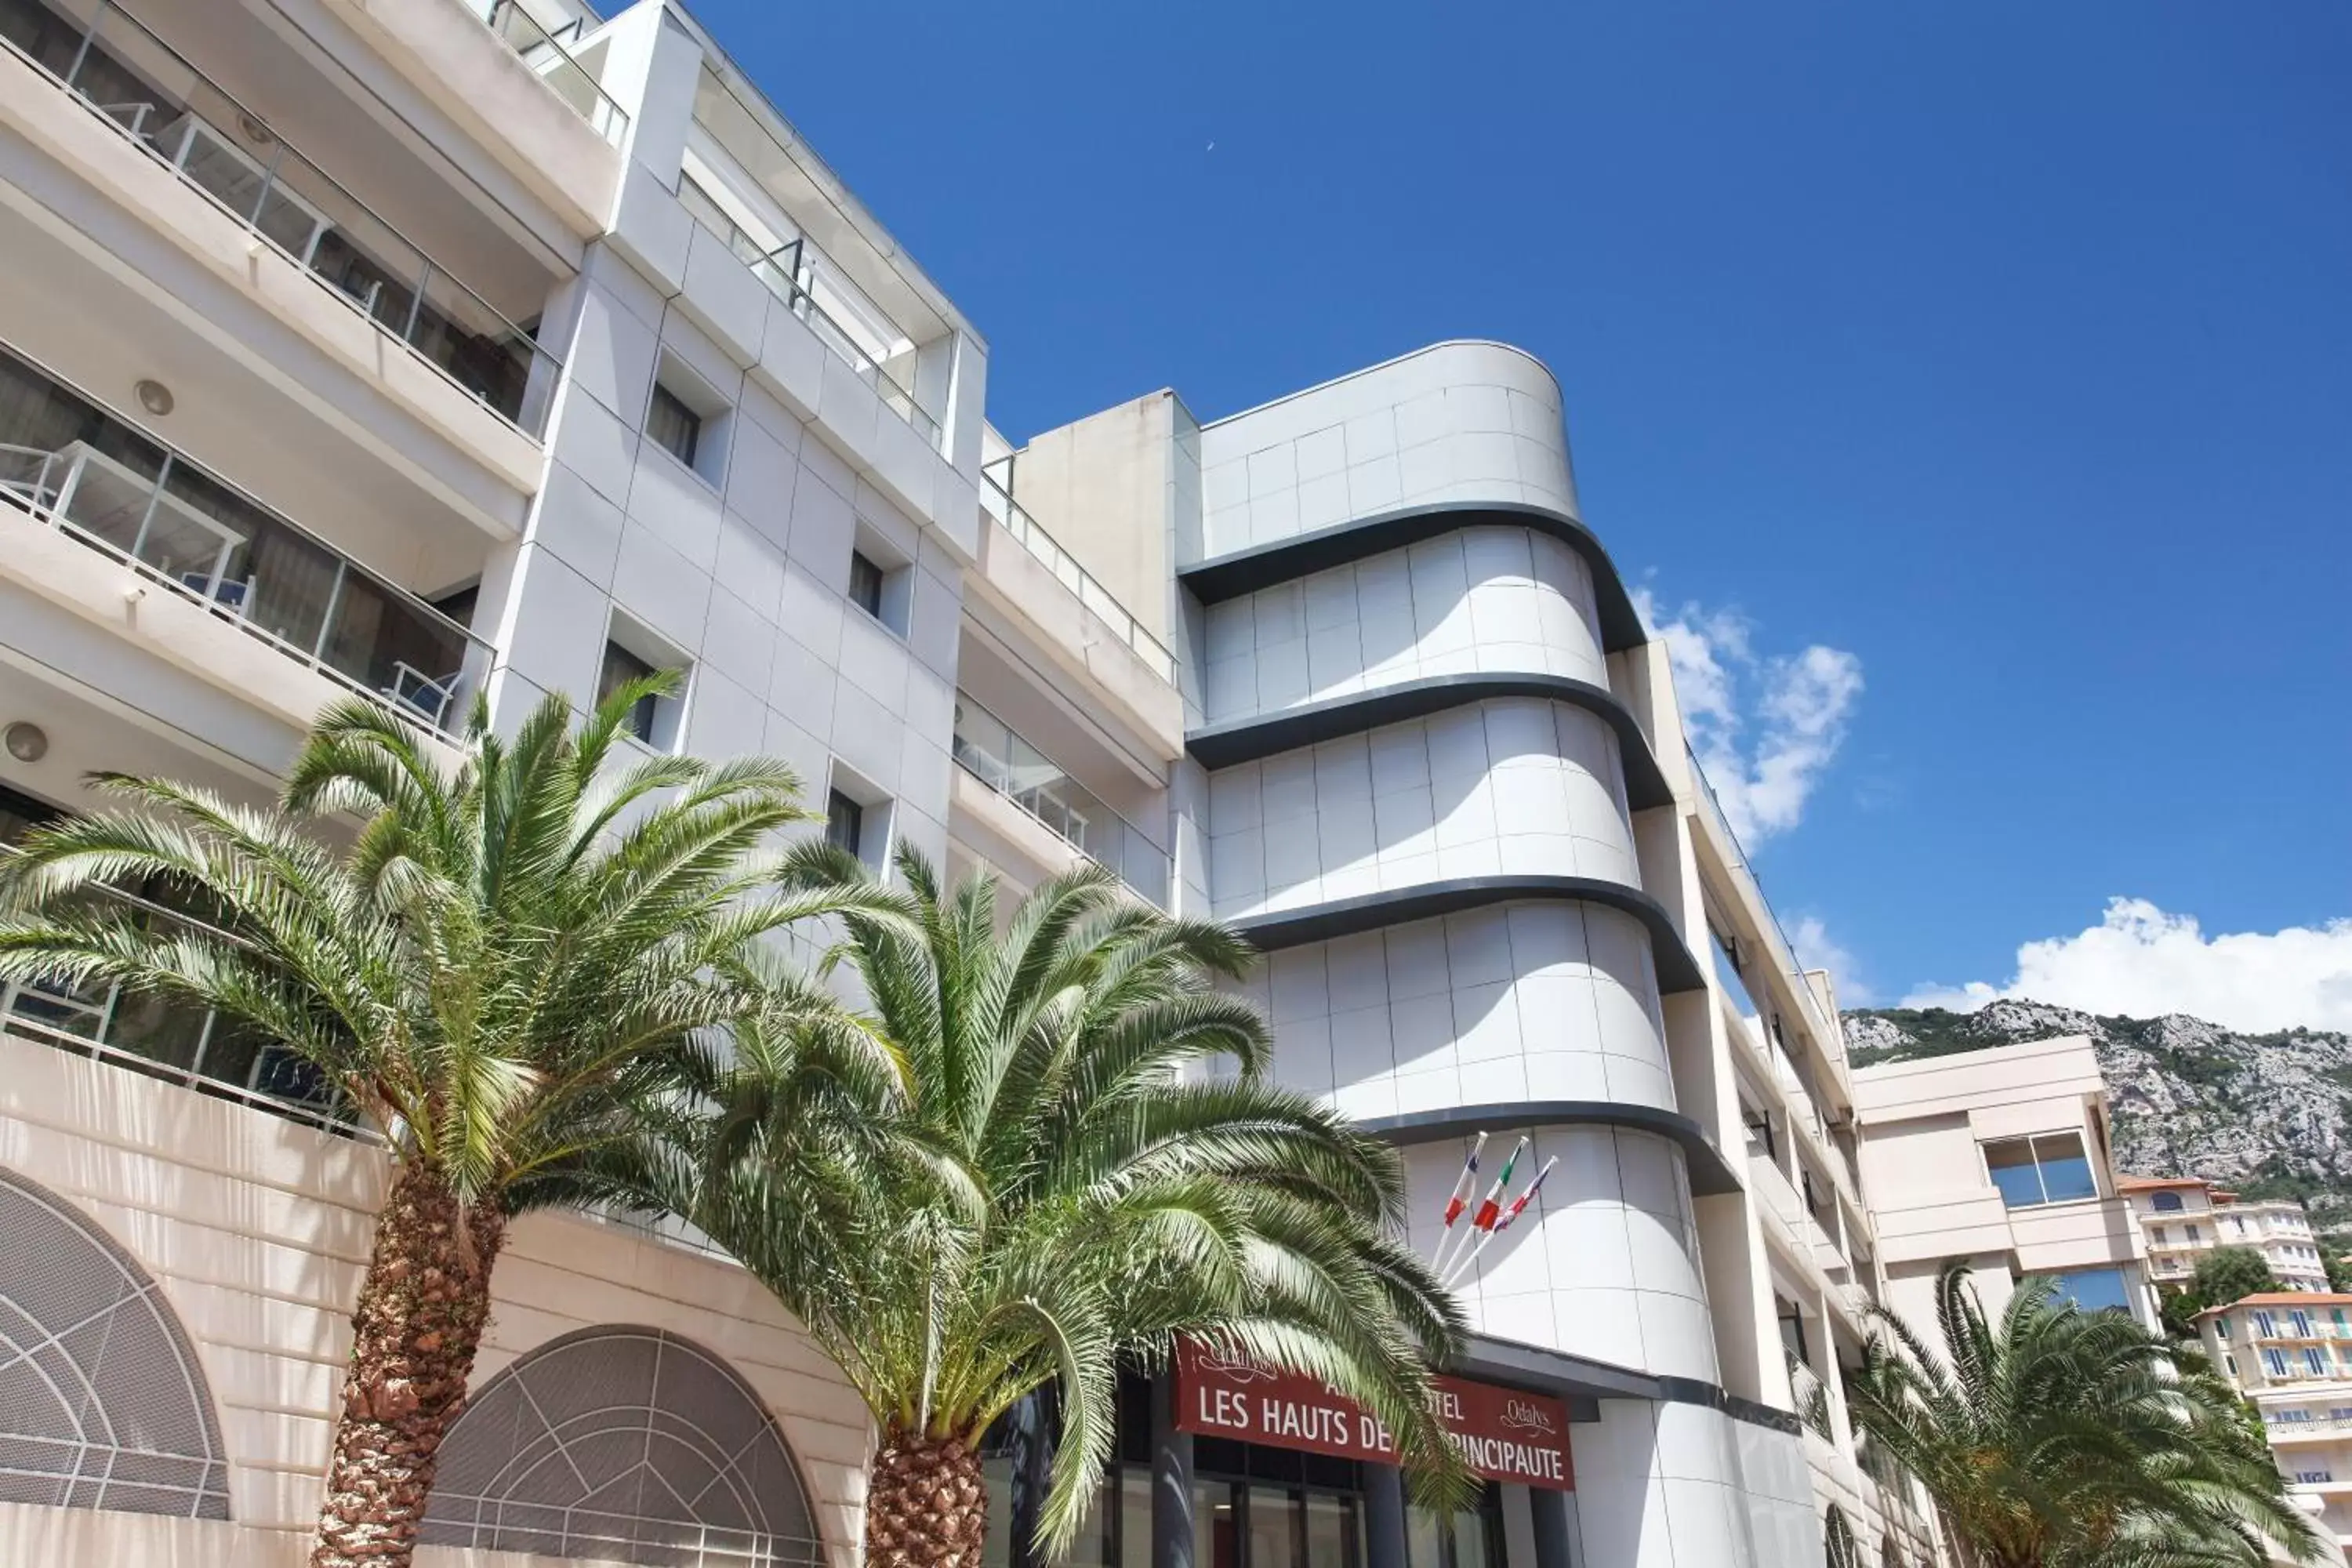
1844, 999, 2352, 1224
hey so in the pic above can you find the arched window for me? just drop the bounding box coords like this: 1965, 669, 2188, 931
0, 1167, 230, 1518
2151, 1191, 2185, 1212
420, 1327, 818, 1565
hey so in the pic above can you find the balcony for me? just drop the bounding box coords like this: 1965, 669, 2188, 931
1689, 748, 1841, 1053
0, 341, 492, 739
950, 693, 1170, 908
468, 0, 629, 146
2, 0, 562, 438
0, 844, 348, 1133
982, 474, 1176, 685
675, 173, 939, 449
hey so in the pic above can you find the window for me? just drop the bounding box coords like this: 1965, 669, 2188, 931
2224, 1354, 2239, 1379
2149, 1225, 2168, 1245
845, 523, 913, 635
848, 550, 885, 619
2217, 1316, 2232, 1340
2333, 1309, 2347, 1332
1742, 1104, 1776, 1160
2292, 1312, 2315, 1338
2186, 1224, 2202, 1243
2308, 1348, 2329, 1376
1777, 1295, 1810, 1368
2152, 1190, 2185, 1212
598, 612, 690, 751
2264, 1348, 2290, 1378
825, 789, 863, 856
2256, 1312, 2279, 1338
599, 639, 659, 743
2050, 1269, 2132, 1315
1983, 1133, 2099, 1208
2299, 1471, 2335, 1486
646, 383, 702, 469
2329, 1407, 2352, 1421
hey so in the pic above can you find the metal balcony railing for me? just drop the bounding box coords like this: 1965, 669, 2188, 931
4, 0, 563, 435
676, 174, 939, 448
0, 843, 355, 1134
0, 342, 494, 740
979, 465, 1178, 684
1688, 746, 1842, 1051
950, 693, 1171, 908
471, 0, 629, 146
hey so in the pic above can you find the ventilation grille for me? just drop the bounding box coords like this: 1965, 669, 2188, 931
0, 1168, 231, 1519
421, 1327, 824, 1566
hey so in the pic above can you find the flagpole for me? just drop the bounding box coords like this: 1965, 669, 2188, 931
1436, 1135, 1525, 1279
1444, 1154, 1555, 1289
1428, 1131, 1489, 1269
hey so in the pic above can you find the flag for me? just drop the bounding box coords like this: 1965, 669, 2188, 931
1493, 1156, 1558, 1235
1439, 1131, 1488, 1229
1469, 1138, 1526, 1232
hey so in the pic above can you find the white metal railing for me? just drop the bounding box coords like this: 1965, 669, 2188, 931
0, 384, 492, 743
470, 0, 630, 145
950, 692, 1171, 907
1688, 747, 1842, 1051
9, 0, 564, 436
978, 469, 1177, 684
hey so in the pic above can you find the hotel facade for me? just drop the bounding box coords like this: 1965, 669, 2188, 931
0, 2, 1936, 1567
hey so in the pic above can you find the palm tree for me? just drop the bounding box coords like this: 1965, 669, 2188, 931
679, 848, 1470, 1568
1844, 1261, 2322, 1568
0, 680, 902, 1568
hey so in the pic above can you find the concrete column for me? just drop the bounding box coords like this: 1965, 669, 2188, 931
1152, 1370, 1196, 1568
1529, 1486, 1575, 1568
1364, 1465, 1406, 1568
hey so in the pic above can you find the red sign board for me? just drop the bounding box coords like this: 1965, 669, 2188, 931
1173, 1341, 1573, 1490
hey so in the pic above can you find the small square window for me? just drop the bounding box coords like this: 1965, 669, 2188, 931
647, 384, 702, 469
599, 640, 659, 743
598, 610, 691, 751
848, 550, 886, 619
826, 789, 863, 856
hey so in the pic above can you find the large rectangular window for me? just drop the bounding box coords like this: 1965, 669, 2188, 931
2050, 1269, 2132, 1315
598, 640, 659, 744
645, 383, 702, 469
1983, 1132, 2099, 1208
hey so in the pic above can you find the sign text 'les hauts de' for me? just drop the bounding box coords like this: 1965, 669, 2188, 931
1172, 1341, 1573, 1490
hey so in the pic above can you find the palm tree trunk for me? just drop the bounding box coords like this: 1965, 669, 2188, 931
865, 1427, 989, 1568
310, 1159, 505, 1568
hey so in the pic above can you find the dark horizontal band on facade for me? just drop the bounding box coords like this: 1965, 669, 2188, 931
1225, 875, 1707, 993
1176, 501, 1646, 654
1357, 1101, 1740, 1198
1454, 1335, 1802, 1438
1185, 673, 1671, 809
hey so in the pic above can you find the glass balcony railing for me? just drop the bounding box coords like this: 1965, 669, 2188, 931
676, 175, 940, 448
1688, 746, 1841, 1052
950, 694, 1171, 908
0, 0, 562, 435
978, 467, 1178, 685
471, 0, 629, 146
0, 837, 350, 1134
0, 341, 492, 739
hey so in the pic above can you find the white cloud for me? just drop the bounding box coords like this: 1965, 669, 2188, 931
1634, 589, 1864, 844
1789, 914, 1871, 1007
1902, 898, 2352, 1033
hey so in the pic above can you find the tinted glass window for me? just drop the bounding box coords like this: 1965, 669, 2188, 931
597, 641, 658, 742
1984, 1139, 2046, 1207
2151, 1191, 2184, 1212
2053, 1268, 2130, 1313
646, 384, 702, 468
2032, 1133, 2097, 1202
848, 550, 886, 617
826, 789, 863, 856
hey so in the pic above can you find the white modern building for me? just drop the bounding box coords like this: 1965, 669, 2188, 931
0, 1, 1930, 1566
1850, 1036, 2159, 1336
2122, 1174, 2332, 1295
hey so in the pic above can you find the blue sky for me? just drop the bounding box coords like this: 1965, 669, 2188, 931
691, 0, 2352, 1025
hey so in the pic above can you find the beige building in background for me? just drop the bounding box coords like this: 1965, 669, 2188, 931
2122, 1174, 2331, 1294
1850, 1037, 2156, 1337
2198, 1294, 2352, 1556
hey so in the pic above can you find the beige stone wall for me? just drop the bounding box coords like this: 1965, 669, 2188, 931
0, 1029, 872, 1566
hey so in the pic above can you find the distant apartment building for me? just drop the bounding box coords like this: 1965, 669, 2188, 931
2199, 1295, 2352, 1555
1850, 1037, 2158, 1337
2121, 1174, 2331, 1294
